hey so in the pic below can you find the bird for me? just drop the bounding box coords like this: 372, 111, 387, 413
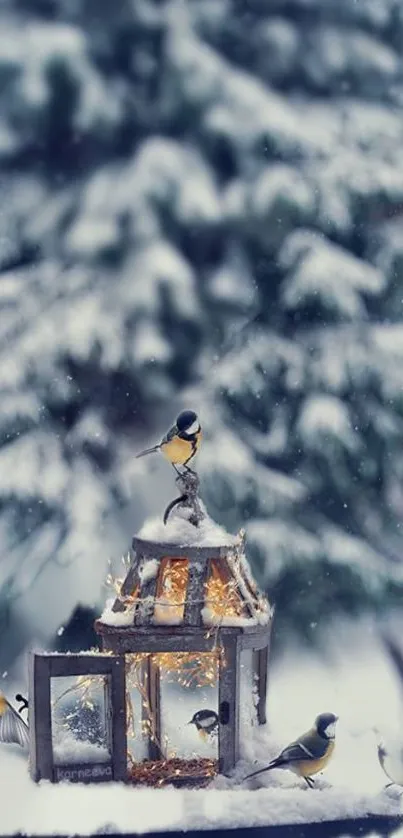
243, 712, 338, 788
136, 410, 202, 474
377, 738, 403, 789
0, 692, 29, 749
188, 709, 219, 740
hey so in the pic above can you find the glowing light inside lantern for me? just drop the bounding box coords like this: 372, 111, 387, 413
205, 559, 246, 619
153, 558, 189, 623
105, 553, 139, 608
125, 651, 220, 760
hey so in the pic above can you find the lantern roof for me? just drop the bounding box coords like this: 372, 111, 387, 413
98, 507, 272, 632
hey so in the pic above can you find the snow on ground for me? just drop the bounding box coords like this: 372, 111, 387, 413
1, 617, 403, 835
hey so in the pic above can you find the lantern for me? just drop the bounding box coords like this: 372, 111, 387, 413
29, 503, 273, 786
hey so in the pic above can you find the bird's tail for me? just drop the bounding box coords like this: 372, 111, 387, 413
136, 445, 160, 459
243, 757, 283, 782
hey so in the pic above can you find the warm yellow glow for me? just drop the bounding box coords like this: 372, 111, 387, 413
105, 553, 139, 607
156, 651, 219, 687
125, 655, 159, 747
205, 559, 246, 619
52, 652, 223, 781
153, 558, 189, 623
128, 757, 218, 786
104, 545, 268, 626
125, 652, 220, 758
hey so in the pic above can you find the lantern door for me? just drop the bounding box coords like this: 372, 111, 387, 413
29, 652, 126, 783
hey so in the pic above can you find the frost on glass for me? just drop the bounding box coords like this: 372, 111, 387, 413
50, 675, 110, 765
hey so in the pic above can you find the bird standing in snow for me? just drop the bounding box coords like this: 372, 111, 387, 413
0, 692, 29, 749
188, 709, 219, 740
243, 712, 338, 788
136, 410, 202, 475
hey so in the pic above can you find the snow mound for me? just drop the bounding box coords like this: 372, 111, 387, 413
137, 507, 238, 548
100, 599, 136, 627
53, 733, 110, 765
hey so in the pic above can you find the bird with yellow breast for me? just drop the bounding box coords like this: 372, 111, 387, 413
136, 410, 202, 475
243, 712, 338, 788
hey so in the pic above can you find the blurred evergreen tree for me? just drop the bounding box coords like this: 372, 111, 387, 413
0, 0, 403, 665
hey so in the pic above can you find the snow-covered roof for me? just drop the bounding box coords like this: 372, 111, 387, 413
137, 506, 239, 548
98, 508, 272, 630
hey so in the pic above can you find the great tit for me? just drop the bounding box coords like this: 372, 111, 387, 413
0, 692, 29, 749
377, 738, 403, 789
243, 712, 338, 788
136, 410, 202, 474
188, 709, 219, 740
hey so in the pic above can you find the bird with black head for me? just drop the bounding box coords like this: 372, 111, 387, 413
136, 410, 201, 475
243, 712, 338, 788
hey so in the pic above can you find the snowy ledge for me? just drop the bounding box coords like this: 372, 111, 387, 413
99, 601, 272, 629
1, 748, 402, 836
201, 607, 271, 628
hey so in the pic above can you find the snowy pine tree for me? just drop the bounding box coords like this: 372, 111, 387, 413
0, 0, 403, 667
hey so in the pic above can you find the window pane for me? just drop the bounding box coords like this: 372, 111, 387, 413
50, 675, 110, 765
159, 652, 219, 775
154, 558, 189, 624
126, 654, 151, 764
204, 559, 247, 623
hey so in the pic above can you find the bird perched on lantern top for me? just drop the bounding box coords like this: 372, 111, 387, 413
243, 712, 338, 788
136, 410, 202, 475
188, 709, 219, 740
0, 692, 29, 749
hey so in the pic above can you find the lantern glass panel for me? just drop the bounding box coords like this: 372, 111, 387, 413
125, 655, 150, 763
204, 560, 248, 620
239, 649, 258, 741
158, 653, 219, 761
50, 675, 110, 765
154, 558, 189, 624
